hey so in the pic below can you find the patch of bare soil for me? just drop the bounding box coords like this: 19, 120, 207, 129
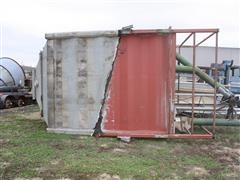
0, 105, 39, 117
35, 167, 47, 174
97, 142, 132, 153
50, 143, 65, 150
186, 166, 209, 177
20, 111, 41, 120
94, 173, 121, 180
0, 139, 10, 146
112, 148, 127, 153
97, 144, 113, 152
14, 178, 43, 180
179, 140, 240, 178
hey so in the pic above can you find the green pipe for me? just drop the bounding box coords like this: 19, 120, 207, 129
176, 53, 192, 66
176, 54, 224, 89
194, 118, 240, 126
176, 54, 232, 97
176, 65, 219, 88
176, 65, 193, 73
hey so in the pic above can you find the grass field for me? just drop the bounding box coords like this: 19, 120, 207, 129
0, 105, 239, 179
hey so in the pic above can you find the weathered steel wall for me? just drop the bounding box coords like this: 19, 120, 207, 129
41, 32, 119, 134
97, 31, 176, 137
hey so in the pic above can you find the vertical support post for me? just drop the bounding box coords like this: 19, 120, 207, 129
177, 47, 181, 104
191, 33, 196, 133
0, 24, 2, 94
213, 32, 218, 137
0, 24, 2, 57
177, 33, 193, 106
40, 51, 44, 117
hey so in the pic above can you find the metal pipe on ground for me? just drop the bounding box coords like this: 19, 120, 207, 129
194, 118, 240, 126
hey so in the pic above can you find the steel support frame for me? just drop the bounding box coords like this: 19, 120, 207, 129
97, 29, 218, 140
176, 28, 219, 139
100, 126, 213, 139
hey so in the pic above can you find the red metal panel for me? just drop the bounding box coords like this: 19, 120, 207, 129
101, 32, 176, 137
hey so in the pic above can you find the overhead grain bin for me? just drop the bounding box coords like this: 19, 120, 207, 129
34, 29, 176, 137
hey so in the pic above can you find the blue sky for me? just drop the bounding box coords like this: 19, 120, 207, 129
0, 0, 239, 66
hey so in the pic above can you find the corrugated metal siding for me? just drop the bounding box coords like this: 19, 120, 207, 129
45, 35, 119, 133
101, 32, 176, 137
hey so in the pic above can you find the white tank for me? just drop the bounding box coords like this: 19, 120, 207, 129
0, 57, 25, 87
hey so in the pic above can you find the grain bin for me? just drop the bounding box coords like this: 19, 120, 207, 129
34, 29, 176, 136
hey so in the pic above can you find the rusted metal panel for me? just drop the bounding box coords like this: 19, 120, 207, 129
99, 32, 176, 137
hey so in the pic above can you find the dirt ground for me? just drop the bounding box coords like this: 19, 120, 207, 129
0, 105, 240, 179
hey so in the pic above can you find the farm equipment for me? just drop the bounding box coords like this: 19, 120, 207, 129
0, 57, 32, 109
